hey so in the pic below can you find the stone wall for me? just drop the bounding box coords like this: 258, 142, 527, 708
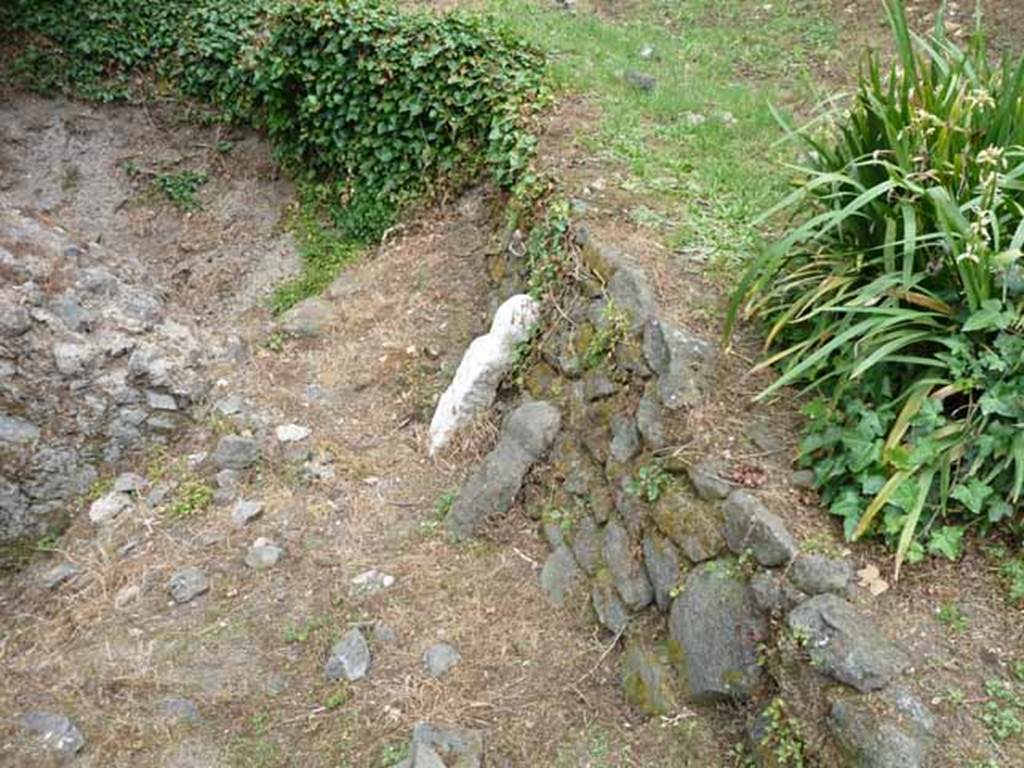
437, 223, 935, 767
0, 205, 210, 541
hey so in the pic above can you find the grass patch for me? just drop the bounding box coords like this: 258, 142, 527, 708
488, 0, 838, 263
270, 184, 395, 315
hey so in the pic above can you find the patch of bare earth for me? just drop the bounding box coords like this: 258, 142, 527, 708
0, 94, 727, 766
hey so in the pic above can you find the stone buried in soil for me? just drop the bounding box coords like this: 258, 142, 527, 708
167, 567, 209, 604
540, 545, 582, 606
621, 641, 678, 716
245, 538, 283, 570
19, 711, 84, 760
349, 569, 396, 597
211, 435, 260, 471
408, 722, 484, 768
156, 697, 202, 724
87, 491, 132, 525
423, 643, 461, 678
231, 499, 264, 527
446, 400, 560, 539
668, 561, 766, 702
787, 594, 910, 692
721, 490, 797, 566
112, 472, 147, 494
279, 297, 334, 338
829, 688, 935, 767
325, 628, 371, 682
43, 562, 80, 590
275, 423, 310, 443
788, 554, 853, 596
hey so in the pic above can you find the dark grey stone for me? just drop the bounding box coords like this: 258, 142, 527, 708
168, 567, 209, 604
750, 571, 806, 613
603, 520, 653, 610
607, 264, 657, 333
423, 643, 461, 678
668, 561, 766, 702
787, 594, 910, 692
721, 490, 797, 566
789, 554, 853, 596
624, 70, 657, 91
642, 320, 716, 411
687, 459, 732, 500
829, 688, 935, 767
634, 388, 666, 449
583, 369, 618, 401
325, 628, 371, 681
0, 302, 31, 336
540, 545, 581, 606
642, 532, 681, 611
571, 515, 603, 575
592, 581, 630, 633
211, 435, 260, 471
446, 401, 560, 538
608, 414, 640, 463
20, 711, 84, 759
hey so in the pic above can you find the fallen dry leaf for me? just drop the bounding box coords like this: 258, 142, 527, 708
857, 564, 890, 596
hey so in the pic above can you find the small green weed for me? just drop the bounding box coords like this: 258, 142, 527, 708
324, 686, 349, 711
166, 479, 214, 519
283, 614, 330, 644
749, 697, 808, 768
627, 464, 669, 503
582, 300, 630, 371
982, 679, 1024, 741
152, 170, 209, 212
936, 601, 969, 633
372, 742, 409, 768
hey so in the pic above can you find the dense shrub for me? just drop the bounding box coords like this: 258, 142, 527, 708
729, 0, 1024, 572
2, 0, 544, 201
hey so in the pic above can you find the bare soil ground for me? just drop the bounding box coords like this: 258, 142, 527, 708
2, 1, 1024, 766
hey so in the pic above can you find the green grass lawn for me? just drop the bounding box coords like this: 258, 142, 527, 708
488, 0, 844, 264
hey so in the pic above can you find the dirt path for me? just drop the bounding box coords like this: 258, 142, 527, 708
3, 1, 1024, 760
0, 94, 734, 767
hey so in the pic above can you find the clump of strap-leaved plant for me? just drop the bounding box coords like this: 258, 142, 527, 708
3, 0, 546, 309
727, 0, 1024, 576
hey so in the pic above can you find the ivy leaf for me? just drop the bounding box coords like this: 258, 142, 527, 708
841, 432, 881, 473
927, 525, 965, 561
988, 499, 1013, 524
950, 478, 993, 516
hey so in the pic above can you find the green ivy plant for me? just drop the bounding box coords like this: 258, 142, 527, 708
728, 0, 1024, 574
4, 0, 546, 230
